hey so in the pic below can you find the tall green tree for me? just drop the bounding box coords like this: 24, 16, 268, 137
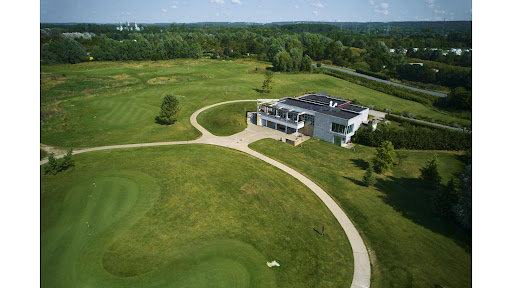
453, 164, 472, 230
362, 162, 377, 187
301, 55, 313, 72
261, 70, 273, 93
156, 94, 181, 125
420, 154, 442, 189
431, 178, 459, 216
273, 51, 293, 72
289, 48, 303, 72
372, 140, 396, 173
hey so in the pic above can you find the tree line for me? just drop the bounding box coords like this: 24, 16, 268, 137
353, 122, 471, 151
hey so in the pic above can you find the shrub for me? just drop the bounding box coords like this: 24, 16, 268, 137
43, 148, 75, 175
362, 163, 377, 187
44, 153, 59, 175
420, 154, 442, 189
156, 94, 180, 125
373, 140, 395, 173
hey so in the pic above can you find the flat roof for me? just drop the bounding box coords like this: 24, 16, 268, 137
279, 97, 360, 120
300, 94, 367, 113
300, 94, 349, 106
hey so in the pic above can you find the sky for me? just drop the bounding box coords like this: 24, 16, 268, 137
40, 0, 472, 23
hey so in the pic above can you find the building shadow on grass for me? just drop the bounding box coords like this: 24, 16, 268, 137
376, 176, 471, 252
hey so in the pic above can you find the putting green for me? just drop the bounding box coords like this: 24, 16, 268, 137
41, 145, 354, 287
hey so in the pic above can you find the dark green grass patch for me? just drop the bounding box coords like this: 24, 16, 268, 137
249, 138, 471, 288
197, 101, 256, 136
41, 145, 354, 287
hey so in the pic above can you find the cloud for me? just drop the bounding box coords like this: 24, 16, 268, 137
311, 3, 324, 8
171, 4, 178, 8
295, 5, 300, 9
231, 0, 242, 5
426, 0, 436, 8
161, 8, 168, 12
211, 0, 225, 5
313, 11, 319, 16
369, 1, 389, 16
434, 9, 445, 15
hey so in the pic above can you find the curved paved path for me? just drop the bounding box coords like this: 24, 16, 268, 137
40, 100, 371, 288
322, 64, 448, 98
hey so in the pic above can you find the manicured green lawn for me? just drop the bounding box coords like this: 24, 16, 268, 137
249, 138, 471, 288
41, 145, 354, 287
197, 101, 256, 136
41, 59, 469, 148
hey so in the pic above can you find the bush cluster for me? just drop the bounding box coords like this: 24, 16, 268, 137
353, 123, 471, 151
43, 148, 75, 175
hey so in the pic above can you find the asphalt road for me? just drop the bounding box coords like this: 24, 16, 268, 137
320, 64, 448, 98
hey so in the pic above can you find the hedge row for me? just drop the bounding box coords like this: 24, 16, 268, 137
353, 124, 471, 151
321, 68, 436, 106
355, 69, 390, 80
386, 114, 469, 131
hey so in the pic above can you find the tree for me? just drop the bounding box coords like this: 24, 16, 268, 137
44, 153, 59, 175
372, 140, 396, 173
362, 162, 377, 187
273, 51, 293, 72
301, 54, 313, 72
420, 154, 442, 189
156, 94, 180, 125
59, 147, 75, 170
261, 70, 273, 93
431, 178, 458, 216
289, 48, 303, 72
453, 164, 471, 230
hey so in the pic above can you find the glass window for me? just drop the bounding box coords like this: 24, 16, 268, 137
334, 136, 342, 146
304, 114, 314, 125
347, 124, 354, 134
331, 122, 347, 134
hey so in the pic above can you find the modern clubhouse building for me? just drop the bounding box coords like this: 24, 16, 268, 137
256, 93, 369, 146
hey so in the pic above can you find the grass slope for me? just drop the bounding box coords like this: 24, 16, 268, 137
41, 145, 354, 287
197, 101, 256, 136
249, 138, 471, 288
41, 59, 469, 148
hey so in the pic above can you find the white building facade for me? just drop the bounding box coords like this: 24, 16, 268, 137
257, 93, 369, 146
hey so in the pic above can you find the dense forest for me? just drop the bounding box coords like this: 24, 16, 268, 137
40, 21, 471, 112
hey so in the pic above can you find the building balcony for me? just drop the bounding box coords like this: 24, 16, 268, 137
259, 112, 305, 129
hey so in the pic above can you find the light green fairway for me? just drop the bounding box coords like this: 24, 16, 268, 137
41, 59, 470, 148
41, 145, 354, 287
197, 101, 256, 136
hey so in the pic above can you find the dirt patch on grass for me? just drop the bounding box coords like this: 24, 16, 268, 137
40, 144, 66, 156
40, 73, 67, 90
147, 76, 192, 84
240, 183, 260, 195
